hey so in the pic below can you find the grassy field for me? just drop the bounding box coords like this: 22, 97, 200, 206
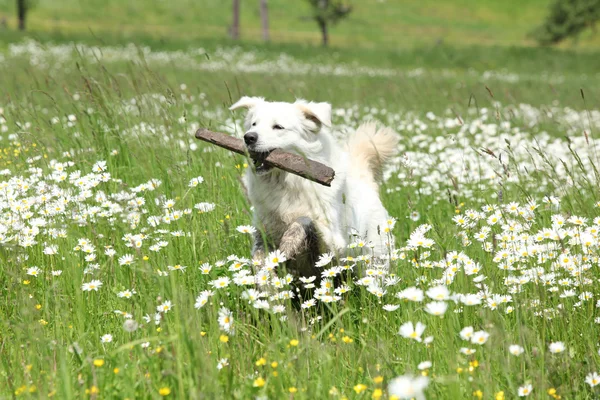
1, 8, 600, 400
1, 0, 600, 49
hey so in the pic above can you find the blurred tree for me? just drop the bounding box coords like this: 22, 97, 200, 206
532, 0, 600, 44
17, 0, 28, 30
231, 0, 240, 40
260, 0, 270, 41
305, 0, 352, 46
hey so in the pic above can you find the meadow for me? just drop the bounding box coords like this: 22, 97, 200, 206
2, 0, 600, 48
1, 29, 600, 400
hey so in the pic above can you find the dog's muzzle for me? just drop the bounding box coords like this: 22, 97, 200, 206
243, 132, 274, 175
249, 150, 273, 175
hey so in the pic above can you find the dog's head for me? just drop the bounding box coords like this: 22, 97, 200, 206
230, 97, 331, 174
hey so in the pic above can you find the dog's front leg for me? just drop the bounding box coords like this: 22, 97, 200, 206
251, 231, 267, 270
279, 217, 316, 259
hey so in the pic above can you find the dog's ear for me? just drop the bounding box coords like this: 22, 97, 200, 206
229, 96, 265, 111
295, 100, 332, 130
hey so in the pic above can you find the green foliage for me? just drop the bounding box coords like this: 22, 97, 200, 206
532, 0, 600, 44
304, 0, 352, 45
304, 0, 352, 25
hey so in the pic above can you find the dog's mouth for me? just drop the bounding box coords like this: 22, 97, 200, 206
249, 151, 274, 175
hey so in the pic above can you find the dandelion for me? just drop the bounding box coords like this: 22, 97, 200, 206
93, 359, 104, 367
158, 387, 171, 396
353, 384, 367, 394
253, 377, 266, 387
123, 320, 139, 332
289, 339, 299, 347
399, 321, 426, 342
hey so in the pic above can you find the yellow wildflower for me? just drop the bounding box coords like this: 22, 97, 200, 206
255, 358, 267, 366
353, 384, 367, 394
93, 359, 104, 367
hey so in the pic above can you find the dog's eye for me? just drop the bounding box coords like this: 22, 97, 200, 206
252, 122, 257, 127
273, 124, 284, 130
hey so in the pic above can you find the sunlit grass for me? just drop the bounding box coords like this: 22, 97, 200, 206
1, 0, 600, 48
1, 39, 600, 399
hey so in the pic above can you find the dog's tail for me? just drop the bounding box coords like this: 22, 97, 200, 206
347, 121, 399, 184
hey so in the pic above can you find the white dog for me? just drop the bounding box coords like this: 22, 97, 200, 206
230, 97, 398, 278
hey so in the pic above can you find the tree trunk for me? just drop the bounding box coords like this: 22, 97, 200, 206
231, 0, 240, 40
259, 0, 270, 41
317, 17, 328, 46
17, 0, 26, 31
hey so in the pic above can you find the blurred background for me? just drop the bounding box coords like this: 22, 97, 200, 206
1, 0, 599, 115
0, 0, 599, 50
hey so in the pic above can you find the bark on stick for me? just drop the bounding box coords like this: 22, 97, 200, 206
195, 128, 335, 186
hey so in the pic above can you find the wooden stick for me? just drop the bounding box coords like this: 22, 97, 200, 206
195, 128, 335, 186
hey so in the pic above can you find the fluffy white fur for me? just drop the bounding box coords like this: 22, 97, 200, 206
230, 96, 398, 260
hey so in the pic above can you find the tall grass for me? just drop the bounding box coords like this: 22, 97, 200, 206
1, 40, 600, 399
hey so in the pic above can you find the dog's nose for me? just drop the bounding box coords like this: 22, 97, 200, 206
244, 132, 258, 146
